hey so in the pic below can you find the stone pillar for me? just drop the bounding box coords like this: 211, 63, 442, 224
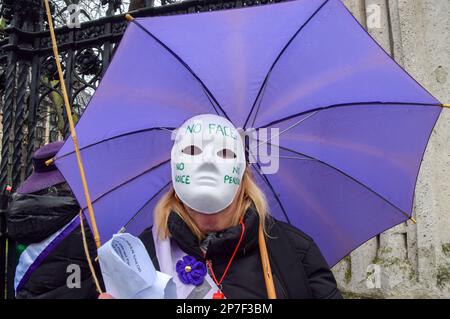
332, 0, 450, 298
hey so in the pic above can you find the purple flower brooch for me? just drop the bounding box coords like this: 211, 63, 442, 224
176, 255, 207, 286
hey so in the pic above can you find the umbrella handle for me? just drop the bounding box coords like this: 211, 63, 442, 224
79, 212, 103, 294
258, 224, 277, 299
43, 0, 101, 249
43, 0, 103, 295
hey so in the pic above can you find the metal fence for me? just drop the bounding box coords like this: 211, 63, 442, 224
0, 0, 284, 300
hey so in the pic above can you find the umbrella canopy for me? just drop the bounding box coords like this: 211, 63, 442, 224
55, 0, 443, 266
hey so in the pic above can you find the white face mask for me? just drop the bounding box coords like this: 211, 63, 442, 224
171, 114, 246, 214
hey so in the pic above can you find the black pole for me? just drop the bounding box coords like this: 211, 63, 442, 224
0, 186, 12, 300
0, 194, 7, 300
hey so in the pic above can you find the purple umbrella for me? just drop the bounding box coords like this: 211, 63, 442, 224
54, 0, 444, 266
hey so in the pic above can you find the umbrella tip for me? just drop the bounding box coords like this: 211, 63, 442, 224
442, 103, 450, 108
45, 157, 55, 166
125, 14, 134, 22
410, 217, 417, 224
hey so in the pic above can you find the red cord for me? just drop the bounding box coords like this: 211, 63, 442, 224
207, 220, 246, 288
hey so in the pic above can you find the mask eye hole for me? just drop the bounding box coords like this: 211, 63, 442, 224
217, 148, 236, 159
182, 145, 202, 156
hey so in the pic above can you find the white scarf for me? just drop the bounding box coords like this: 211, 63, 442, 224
152, 226, 223, 299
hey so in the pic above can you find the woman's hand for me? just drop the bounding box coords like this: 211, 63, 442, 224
98, 293, 115, 299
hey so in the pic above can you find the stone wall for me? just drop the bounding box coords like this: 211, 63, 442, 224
332, 0, 450, 298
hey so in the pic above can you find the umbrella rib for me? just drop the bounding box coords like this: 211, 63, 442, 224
257, 101, 443, 129
243, 0, 331, 129
255, 140, 412, 221
55, 127, 175, 161
251, 162, 292, 224
253, 111, 319, 149
87, 159, 171, 208
202, 86, 221, 116
131, 19, 230, 121
257, 155, 317, 161
247, 75, 270, 129
120, 180, 172, 233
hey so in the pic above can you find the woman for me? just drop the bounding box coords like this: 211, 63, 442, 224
101, 114, 342, 299
8, 141, 102, 299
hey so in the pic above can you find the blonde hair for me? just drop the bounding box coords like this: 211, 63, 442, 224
154, 167, 269, 241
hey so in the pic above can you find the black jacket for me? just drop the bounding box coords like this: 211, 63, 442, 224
6, 193, 103, 299
139, 207, 342, 299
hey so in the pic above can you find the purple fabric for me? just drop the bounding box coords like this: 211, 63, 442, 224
16, 217, 80, 292
55, 0, 443, 266
176, 255, 207, 286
